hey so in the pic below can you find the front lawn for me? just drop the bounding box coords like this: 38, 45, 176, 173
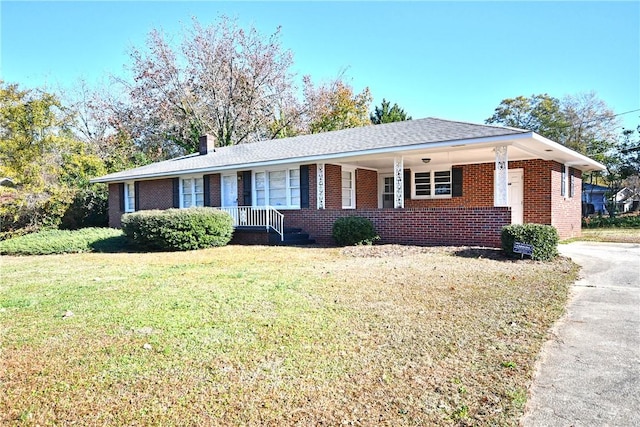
577, 228, 640, 244
0, 245, 577, 425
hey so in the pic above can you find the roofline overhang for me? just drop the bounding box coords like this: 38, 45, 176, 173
90, 131, 605, 183
524, 133, 606, 172
90, 133, 525, 183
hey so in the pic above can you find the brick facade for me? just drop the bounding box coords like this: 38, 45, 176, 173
108, 183, 123, 228
208, 173, 222, 207
107, 158, 582, 244
355, 169, 378, 208
550, 163, 582, 239
283, 207, 511, 247
324, 164, 342, 209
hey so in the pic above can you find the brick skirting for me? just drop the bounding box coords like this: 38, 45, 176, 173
283, 207, 512, 247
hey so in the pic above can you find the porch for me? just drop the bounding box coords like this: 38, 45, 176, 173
218, 205, 512, 247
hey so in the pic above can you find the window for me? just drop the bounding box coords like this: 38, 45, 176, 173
181, 177, 204, 208
254, 168, 300, 208
561, 164, 574, 198
124, 182, 135, 212
414, 172, 431, 196
413, 170, 452, 198
342, 170, 355, 209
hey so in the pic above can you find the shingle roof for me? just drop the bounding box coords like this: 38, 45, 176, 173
92, 117, 528, 182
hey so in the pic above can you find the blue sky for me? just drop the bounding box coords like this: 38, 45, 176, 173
1, 1, 639, 131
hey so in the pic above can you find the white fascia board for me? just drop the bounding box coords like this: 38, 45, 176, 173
90, 133, 526, 183
527, 133, 606, 171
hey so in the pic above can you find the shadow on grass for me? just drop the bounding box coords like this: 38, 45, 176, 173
90, 235, 135, 253
453, 247, 513, 261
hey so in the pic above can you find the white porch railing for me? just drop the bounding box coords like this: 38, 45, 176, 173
218, 206, 285, 241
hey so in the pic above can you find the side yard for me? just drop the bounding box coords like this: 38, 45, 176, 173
1, 245, 578, 425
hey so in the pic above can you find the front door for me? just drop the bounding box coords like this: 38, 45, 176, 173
221, 174, 238, 207
508, 169, 524, 224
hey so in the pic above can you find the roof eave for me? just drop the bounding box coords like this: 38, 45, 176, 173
90, 132, 527, 183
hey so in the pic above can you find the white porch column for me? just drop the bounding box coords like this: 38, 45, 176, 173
394, 156, 404, 209
494, 146, 509, 207
317, 163, 325, 209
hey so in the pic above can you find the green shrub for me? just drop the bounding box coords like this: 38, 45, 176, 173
0, 227, 125, 255
122, 207, 234, 251
332, 216, 379, 246
501, 224, 559, 261
582, 214, 640, 228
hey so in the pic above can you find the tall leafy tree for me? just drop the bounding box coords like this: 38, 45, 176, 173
370, 98, 412, 124
485, 94, 570, 143
0, 81, 106, 235
302, 75, 372, 134
117, 16, 296, 155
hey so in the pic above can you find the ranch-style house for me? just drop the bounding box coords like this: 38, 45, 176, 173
91, 118, 605, 247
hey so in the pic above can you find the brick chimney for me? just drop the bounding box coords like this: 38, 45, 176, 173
199, 134, 216, 155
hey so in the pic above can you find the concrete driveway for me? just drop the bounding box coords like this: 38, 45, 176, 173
522, 241, 640, 426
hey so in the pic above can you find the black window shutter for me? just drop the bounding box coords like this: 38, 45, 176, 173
118, 183, 125, 212
243, 171, 252, 205
300, 165, 309, 208
452, 167, 463, 197
403, 170, 411, 200
203, 175, 211, 206
134, 182, 140, 211
172, 178, 180, 208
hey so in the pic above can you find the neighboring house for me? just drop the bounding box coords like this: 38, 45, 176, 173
583, 184, 640, 216
615, 187, 640, 213
91, 118, 605, 247
582, 183, 609, 215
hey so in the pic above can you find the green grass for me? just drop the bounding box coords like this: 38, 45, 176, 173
0, 228, 126, 255
0, 245, 578, 425
574, 228, 640, 243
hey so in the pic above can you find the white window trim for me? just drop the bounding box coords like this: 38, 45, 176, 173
252, 167, 301, 209
562, 164, 574, 199
341, 167, 356, 209
179, 175, 204, 208
124, 181, 135, 213
378, 173, 394, 208
411, 168, 453, 200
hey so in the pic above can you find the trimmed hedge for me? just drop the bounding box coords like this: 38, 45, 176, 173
0, 227, 125, 256
501, 224, 559, 261
332, 216, 380, 246
122, 208, 234, 251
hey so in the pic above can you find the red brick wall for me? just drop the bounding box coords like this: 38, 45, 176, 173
283, 207, 511, 247
138, 179, 174, 210
324, 164, 342, 209
404, 163, 494, 209
209, 173, 222, 207
108, 183, 123, 228
356, 169, 378, 208
551, 163, 582, 239
106, 159, 582, 241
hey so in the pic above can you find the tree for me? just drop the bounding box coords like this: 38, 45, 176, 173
620, 125, 640, 179
485, 94, 570, 143
561, 92, 619, 156
0, 81, 107, 236
485, 92, 620, 161
116, 16, 296, 155
302, 75, 372, 134
370, 98, 412, 124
